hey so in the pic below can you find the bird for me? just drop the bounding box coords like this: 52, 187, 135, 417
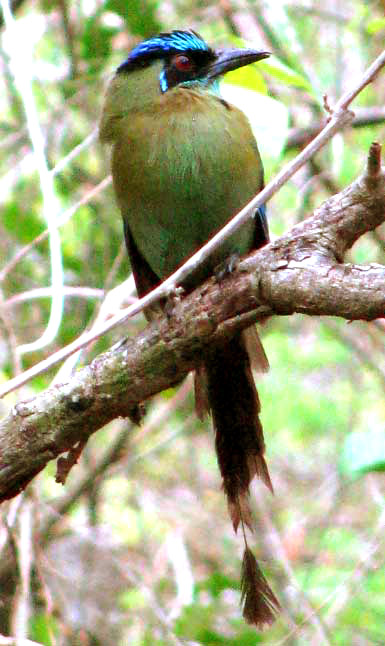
100, 29, 280, 628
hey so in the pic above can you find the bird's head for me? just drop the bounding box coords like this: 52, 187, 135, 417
117, 30, 269, 92
100, 30, 269, 141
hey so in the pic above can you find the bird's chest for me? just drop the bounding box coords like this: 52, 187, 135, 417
112, 96, 260, 281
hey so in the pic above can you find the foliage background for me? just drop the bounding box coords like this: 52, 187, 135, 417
0, 0, 384, 644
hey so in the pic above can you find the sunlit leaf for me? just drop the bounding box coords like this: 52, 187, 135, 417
262, 58, 313, 93
340, 429, 385, 477
225, 65, 268, 94
222, 84, 289, 158
366, 18, 385, 34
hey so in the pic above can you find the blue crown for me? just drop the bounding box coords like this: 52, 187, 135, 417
117, 30, 211, 74
130, 30, 209, 59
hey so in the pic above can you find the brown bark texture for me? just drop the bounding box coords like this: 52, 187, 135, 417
0, 154, 384, 503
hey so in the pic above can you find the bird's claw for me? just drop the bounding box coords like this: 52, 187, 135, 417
165, 285, 185, 318
214, 253, 240, 282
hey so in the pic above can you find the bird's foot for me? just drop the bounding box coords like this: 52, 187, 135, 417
164, 285, 185, 319
214, 252, 240, 282
128, 402, 146, 425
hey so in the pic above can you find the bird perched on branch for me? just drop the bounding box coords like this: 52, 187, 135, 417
100, 29, 280, 628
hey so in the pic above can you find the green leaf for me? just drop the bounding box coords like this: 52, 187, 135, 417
340, 429, 385, 477
3, 200, 44, 243
197, 571, 238, 598
119, 588, 146, 610
366, 18, 385, 34
225, 65, 268, 94
222, 84, 289, 158
81, 16, 115, 70
261, 57, 313, 93
29, 613, 58, 646
226, 35, 312, 92
105, 0, 161, 37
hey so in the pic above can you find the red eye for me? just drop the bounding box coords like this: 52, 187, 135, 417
172, 54, 195, 72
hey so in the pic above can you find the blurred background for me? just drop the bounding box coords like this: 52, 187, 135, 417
0, 0, 384, 644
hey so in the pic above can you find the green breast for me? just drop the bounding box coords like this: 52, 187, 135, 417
111, 87, 264, 288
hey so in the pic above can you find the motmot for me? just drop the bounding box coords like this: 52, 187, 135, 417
100, 30, 280, 627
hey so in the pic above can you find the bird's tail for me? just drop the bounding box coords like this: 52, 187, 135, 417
197, 328, 280, 628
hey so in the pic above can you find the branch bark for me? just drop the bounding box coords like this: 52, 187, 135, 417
0, 150, 384, 503
3, 46, 385, 397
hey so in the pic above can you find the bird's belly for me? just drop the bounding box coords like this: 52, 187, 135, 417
112, 114, 261, 286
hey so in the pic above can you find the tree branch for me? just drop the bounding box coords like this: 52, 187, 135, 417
2, 47, 385, 398
0, 150, 384, 502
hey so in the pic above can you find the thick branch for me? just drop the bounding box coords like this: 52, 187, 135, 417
0, 162, 384, 502
3, 48, 385, 398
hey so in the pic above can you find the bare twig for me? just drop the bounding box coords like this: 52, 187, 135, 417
1, 287, 104, 309
55, 440, 87, 485
286, 106, 385, 151
57, 0, 78, 79
254, 488, 332, 644
0, 175, 111, 283
324, 507, 385, 629
0, 287, 21, 376
324, 320, 385, 389
10, 500, 33, 642
41, 379, 192, 539
1, 0, 64, 356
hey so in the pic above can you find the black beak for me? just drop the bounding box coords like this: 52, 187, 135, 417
206, 48, 270, 80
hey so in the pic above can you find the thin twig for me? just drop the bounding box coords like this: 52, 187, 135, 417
325, 320, 385, 389
41, 380, 192, 538
1, 0, 64, 356
286, 106, 385, 151
50, 130, 98, 178
272, 506, 385, 645
10, 500, 33, 642
254, 488, 333, 644
0, 176, 111, 283
324, 508, 385, 629
50, 276, 136, 386
0, 287, 21, 376
57, 0, 78, 79
2, 286, 104, 309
